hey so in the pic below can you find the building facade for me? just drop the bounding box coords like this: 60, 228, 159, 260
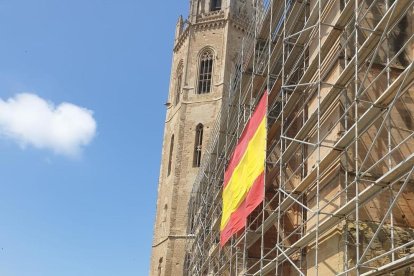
150, 1, 253, 275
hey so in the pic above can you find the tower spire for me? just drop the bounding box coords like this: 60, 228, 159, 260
175, 15, 184, 43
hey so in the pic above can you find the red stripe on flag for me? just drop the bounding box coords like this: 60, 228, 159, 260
220, 172, 265, 246
223, 94, 267, 188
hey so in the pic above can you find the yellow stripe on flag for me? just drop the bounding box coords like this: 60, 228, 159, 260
220, 117, 266, 230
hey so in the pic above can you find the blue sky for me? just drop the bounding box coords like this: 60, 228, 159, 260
0, 1, 188, 275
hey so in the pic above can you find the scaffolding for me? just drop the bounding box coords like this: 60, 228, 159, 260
185, 0, 414, 275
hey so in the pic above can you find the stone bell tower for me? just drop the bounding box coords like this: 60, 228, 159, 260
150, 0, 253, 275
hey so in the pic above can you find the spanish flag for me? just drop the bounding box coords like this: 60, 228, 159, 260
220, 92, 267, 246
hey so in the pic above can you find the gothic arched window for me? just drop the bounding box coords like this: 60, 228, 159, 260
193, 124, 204, 167
175, 62, 183, 105
211, 0, 222, 11
167, 135, 174, 176
197, 50, 213, 94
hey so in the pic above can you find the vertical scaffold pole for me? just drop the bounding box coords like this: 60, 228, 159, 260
354, 0, 360, 274
315, 0, 322, 275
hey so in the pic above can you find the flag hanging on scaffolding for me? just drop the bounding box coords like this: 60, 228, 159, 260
220, 92, 267, 246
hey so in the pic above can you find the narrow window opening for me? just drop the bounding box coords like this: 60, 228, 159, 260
175, 63, 183, 105
158, 257, 163, 276
210, 0, 222, 11
175, 74, 182, 105
197, 51, 213, 94
162, 204, 168, 222
193, 124, 204, 167
167, 135, 174, 176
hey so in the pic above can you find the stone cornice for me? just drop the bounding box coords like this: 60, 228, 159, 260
173, 13, 249, 53
193, 19, 227, 32
173, 11, 226, 53
173, 19, 227, 52
196, 10, 225, 23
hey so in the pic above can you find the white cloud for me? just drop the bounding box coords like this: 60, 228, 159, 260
0, 93, 97, 157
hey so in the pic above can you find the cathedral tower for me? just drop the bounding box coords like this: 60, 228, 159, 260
150, 0, 252, 275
